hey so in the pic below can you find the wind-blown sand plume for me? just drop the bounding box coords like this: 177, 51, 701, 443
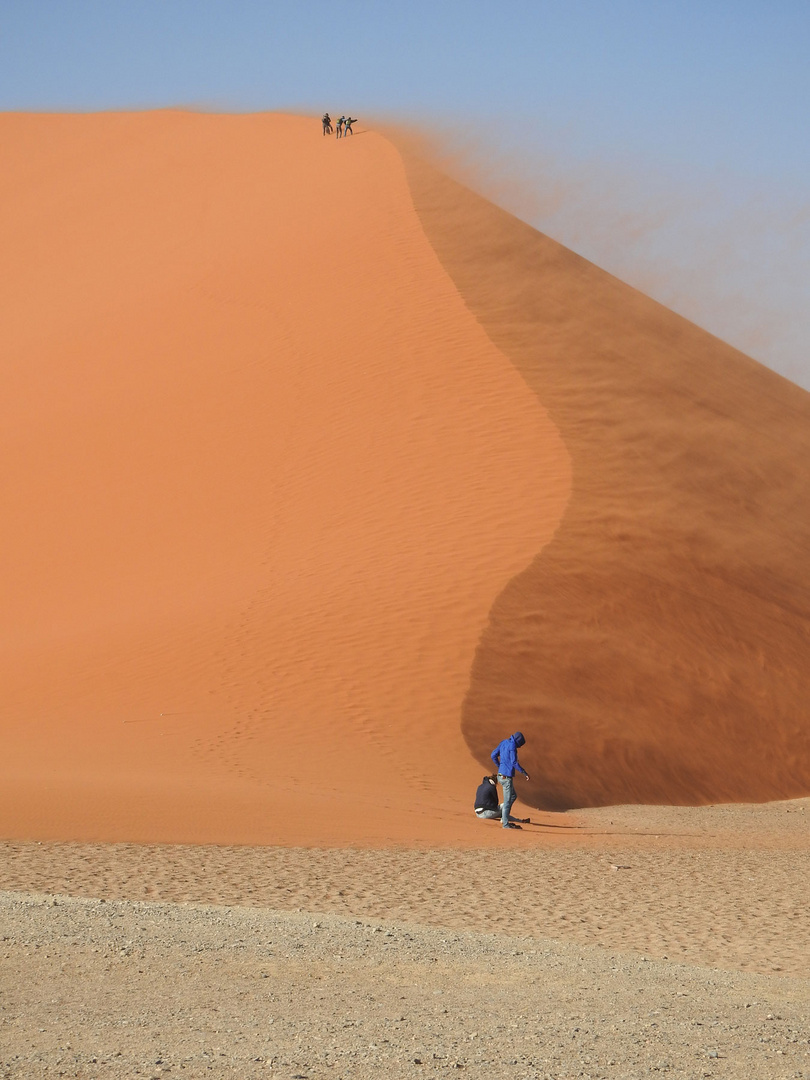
0, 111, 569, 845
394, 141, 810, 811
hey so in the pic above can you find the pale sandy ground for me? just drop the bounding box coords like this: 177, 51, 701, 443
2, 892, 809, 1080
2, 799, 809, 977
2, 800, 809, 1079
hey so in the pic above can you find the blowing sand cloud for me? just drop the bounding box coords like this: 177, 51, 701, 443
411, 123, 810, 391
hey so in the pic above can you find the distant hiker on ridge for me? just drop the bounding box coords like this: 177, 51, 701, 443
491, 732, 530, 830
343, 117, 357, 136
322, 113, 332, 135
336, 116, 345, 138
474, 773, 530, 824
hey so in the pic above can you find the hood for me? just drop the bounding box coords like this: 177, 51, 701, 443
512, 731, 525, 748
482, 775, 496, 785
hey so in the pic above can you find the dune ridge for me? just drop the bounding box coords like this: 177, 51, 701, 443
394, 142, 810, 810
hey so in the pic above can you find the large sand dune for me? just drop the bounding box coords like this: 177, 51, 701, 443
1, 111, 809, 847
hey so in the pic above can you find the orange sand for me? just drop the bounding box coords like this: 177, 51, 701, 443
2, 110, 809, 849
0, 111, 568, 845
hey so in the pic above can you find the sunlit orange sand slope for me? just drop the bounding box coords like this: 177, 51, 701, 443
395, 144, 810, 811
0, 112, 569, 845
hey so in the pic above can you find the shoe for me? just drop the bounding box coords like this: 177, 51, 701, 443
503, 822, 522, 830
519, 817, 531, 824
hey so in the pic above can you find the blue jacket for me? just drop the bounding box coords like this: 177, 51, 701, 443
491, 732, 527, 777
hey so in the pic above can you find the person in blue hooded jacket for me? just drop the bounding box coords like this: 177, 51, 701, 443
491, 731, 530, 830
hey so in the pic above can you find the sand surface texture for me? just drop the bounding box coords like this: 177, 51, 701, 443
2, 794, 810, 978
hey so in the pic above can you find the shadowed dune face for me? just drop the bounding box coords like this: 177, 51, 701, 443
397, 149, 810, 809
0, 111, 570, 845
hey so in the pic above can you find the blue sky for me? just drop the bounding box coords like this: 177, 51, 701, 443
2, 1, 808, 385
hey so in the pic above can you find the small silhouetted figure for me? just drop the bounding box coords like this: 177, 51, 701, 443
336, 116, 345, 138
343, 117, 357, 136
322, 113, 332, 135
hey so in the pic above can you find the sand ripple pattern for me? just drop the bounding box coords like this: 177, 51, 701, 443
2, 840, 808, 978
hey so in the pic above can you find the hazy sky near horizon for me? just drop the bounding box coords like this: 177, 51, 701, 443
2, 1, 808, 386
